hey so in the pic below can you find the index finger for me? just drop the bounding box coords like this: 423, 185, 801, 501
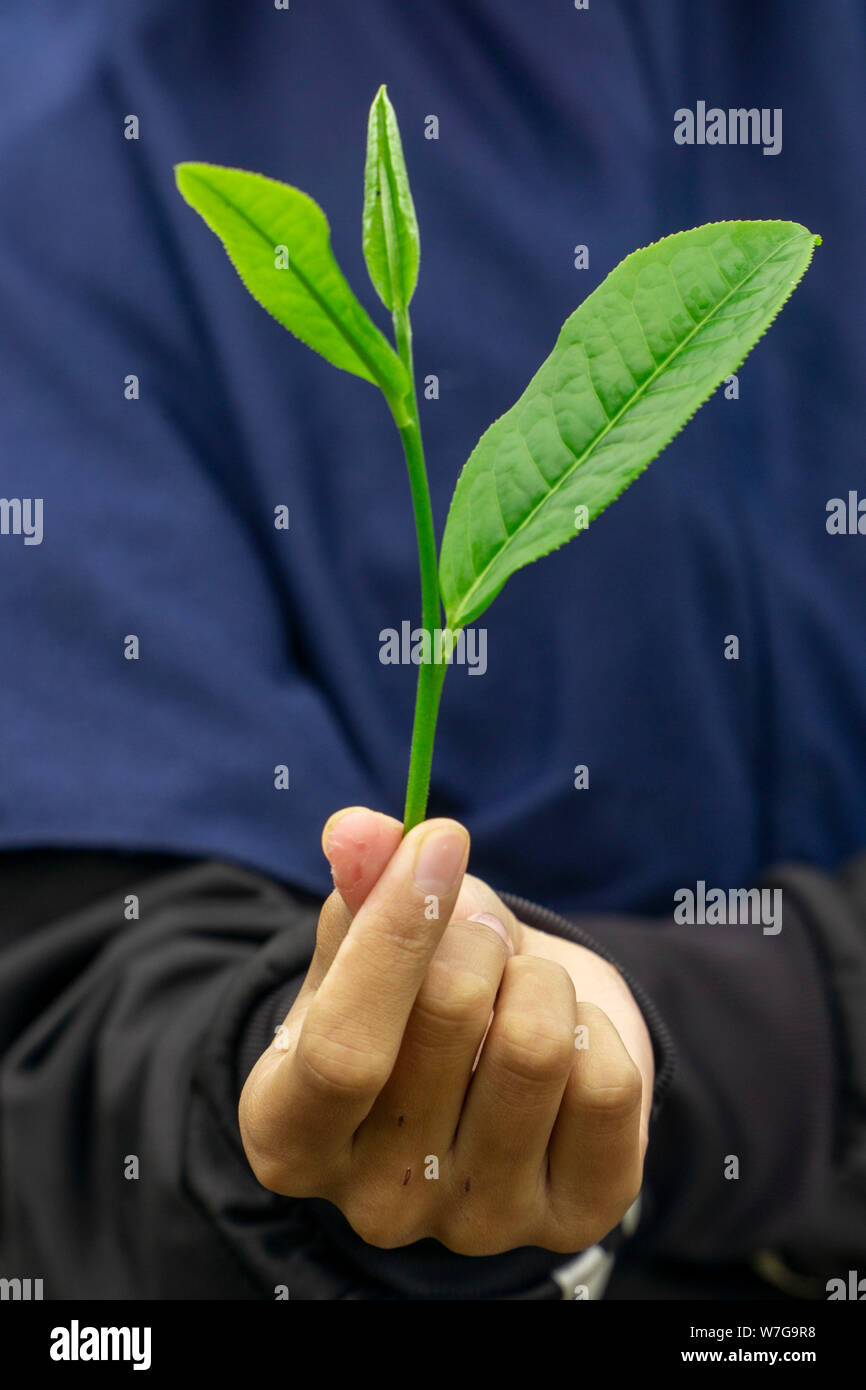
292, 819, 470, 1136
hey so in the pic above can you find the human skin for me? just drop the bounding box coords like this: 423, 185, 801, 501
239, 807, 653, 1256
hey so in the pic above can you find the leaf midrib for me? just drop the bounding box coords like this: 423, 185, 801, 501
376, 102, 404, 308
446, 229, 805, 627
196, 172, 394, 389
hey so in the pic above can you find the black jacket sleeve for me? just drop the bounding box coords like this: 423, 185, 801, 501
581, 854, 866, 1279
1, 848, 864, 1299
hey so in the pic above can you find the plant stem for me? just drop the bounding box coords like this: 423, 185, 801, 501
402, 648, 449, 833
390, 305, 446, 834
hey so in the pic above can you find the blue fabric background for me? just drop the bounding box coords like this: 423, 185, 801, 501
0, 0, 863, 914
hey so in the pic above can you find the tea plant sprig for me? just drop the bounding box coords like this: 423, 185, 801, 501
176, 85, 819, 835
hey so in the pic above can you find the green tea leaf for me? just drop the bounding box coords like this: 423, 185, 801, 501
175, 162, 410, 414
362, 85, 420, 312
439, 221, 820, 629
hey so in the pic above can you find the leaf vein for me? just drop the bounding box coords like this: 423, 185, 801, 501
448, 231, 805, 625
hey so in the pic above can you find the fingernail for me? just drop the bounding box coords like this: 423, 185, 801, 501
468, 912, 514, 955
413, 825, 469, 896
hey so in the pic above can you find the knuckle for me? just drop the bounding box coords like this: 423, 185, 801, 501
551, 1187, 632, 1251
558, 1175, 642, 1246
494, 1015, 575, 1081
436, 1202, 528, 1258
434, 1212, 493, 1258
239, 1113, 309, 1197
571, 1196, 636, 1248
297, 1028, 391, 1098
238, 1108, 312, 1199
246, 1152, 293, 1197
549, 1214, 610, 1253
532, 956, 574, 990
364, 915, 432, 966
415, 961, 492, 1028
507, 953, 571, 989
342, 1199, 423, 1251
579, 1061, 643, 1121
245, 1144, 322, 1200
238, 1077, 281, 1170
436, 1226, 492, 1257
606, 1174, 643, 1223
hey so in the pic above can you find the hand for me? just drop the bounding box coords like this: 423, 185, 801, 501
238, 807, 649, 1256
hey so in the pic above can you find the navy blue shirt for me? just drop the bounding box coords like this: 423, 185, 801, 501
0, 0, 864, 914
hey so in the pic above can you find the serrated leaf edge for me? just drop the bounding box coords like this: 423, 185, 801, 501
442, 220, 820, 629
175, 161, 409, 404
